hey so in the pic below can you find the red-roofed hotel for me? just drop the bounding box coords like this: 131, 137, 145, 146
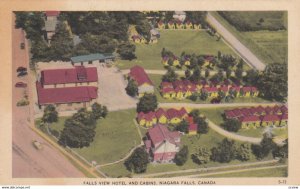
36, 66, 98, 111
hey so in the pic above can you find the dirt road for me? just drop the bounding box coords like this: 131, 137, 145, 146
207, 12, 266, 71
12, 19, 84, 177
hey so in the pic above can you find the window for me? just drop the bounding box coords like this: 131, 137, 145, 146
88, 61, 92, 64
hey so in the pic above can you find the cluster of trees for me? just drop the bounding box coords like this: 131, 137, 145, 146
136, 94, 158, 113
218, 11, 286, 32
174, 145, 189, 166
189, 110, 209, 134
125, 79, 138, 97
42, 104, 58, 124
124, 147, 149, 173
58, 103, 108, 148
221, 118, 242, 132
162, 67, 178, 82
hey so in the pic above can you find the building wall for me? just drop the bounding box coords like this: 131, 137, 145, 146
138, 85, 154, 94
43, 81, 98, 88
41, 98, 97, 112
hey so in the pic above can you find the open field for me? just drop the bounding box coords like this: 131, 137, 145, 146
116, 30, 240, 70
148, 74, 270, 104
201, 166, 287, 177
210, 12, 288, 65
40, 109, 141, 165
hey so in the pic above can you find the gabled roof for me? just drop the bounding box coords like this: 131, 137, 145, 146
156, 108, 167, 118
137, 111, 156, 122
70, 53, 115, 63
147, 124, 180, 146
36, 82, 97, 105
129, 66, 153, 86
224, 110, 235, 119
189, 123, 197, 131
202, 86, 218, 92
261, 115, 280, 122
161, 82, 173, 88
162, 87, 175, 94
281, 113, 288, 120
239, 115, 260, 122
281, 105, 288, 114
41, 66, 98, 85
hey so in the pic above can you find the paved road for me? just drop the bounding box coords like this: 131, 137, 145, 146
207, 12, 266, 71
133, 159, 278, 178
177, 164, 287, 178
12, 18, 84, 178
207, 119, 261, 144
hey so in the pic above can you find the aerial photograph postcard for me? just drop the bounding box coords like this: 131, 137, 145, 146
11, 10, 288, 180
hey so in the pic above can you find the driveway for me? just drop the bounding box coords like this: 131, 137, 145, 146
97, 66, 137, 111
207, 12, 266, 71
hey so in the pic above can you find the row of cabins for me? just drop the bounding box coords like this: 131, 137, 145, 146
70, 53, 115, 66
127, 66, 155, 97
36, 66, 98, 111
137, 107, 197, 135
157, 20, 201, 30
224, 105, 288, 129
162, 55, 215, 68
160, 79, 259, 100
131, 29, 160, 44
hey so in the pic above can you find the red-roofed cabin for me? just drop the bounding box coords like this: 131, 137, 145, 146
261, 115, 280, 127
202, 86, 218, 98
36, 81, 98, 111
280, 113, 288, 126
167, 108, 187, 124
128, 66, 154, 97
239, 115, 261, 129
40, 66, 98, 89
45, 11, 60, 21
146, 124, 181, 163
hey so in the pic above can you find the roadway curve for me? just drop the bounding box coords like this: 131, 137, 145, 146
207, 12, 266, 71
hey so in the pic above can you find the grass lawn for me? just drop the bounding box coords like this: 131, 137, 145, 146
210, 12, 288, 65
202, 166, 287, 177
116, 30, 238, 70
42, 109, 141, 165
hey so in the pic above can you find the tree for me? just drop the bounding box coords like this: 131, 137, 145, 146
222, 119, 241, 132
217, 51, 222, 60
218, 90, 226, 100
59, 108, 97, 148
190, 66, 201, 82
205, 69, 210, 78
124, 147, 149, 173
189, 109, 200, 120
162, 67, 178, 82
117, 42, 136, 60
237, 59, 245, 69
174, 145, 189, 166
30, 36, 51, 62
185, 69, 191, 79
251, 133, 277, 160
226, 69, 232, 79
219, 54, 236, 70
125, 79, 138, 97
136, 94, 158, 113
235, 68, 243, 80
42, 104, 58, 124
194, 116, 209, 134
257, 64, 287, 102
135, 20, 152, 41
272, 139, 288, 159
244, 69, 259, 85
236, 143, 252, 161
50, 22, 74, 61
176, 120, 189, 133
200, 91, 208, 101
210, 138, 237, 163
92, 103, 108, 120
192, 147, 211, 164
188, 93, 198, 101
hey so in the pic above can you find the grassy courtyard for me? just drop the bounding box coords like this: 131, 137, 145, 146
40, 109, 141, 165
116, 30, 239, 70
210, 12, 288, 65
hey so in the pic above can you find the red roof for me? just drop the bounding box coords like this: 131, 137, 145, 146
156, 108, 167, 118
189, 123, 197, 132
261, 115, 280, 122
264, 106, 273, 114
219, 86, 228, 92
281, 105, 288, 114
255, 106, 265, 114
242, 86, 252, 92
202, 86, 218, 92
161, 82, 173, 88
166, 108, 185, 119
41, 66, 98, 85
158, 20, 164, 25
147, 124, 180, 145
224, 110, 235, 119
239, 115, 260, 122
230, 85, 241, 92
129, 66, 153, 86
162, 87, 175, 94
45, 11, 60, 17
186, 116, 194, 124
137, 111, 156, 122
36, 82, 97, 105
281, 113, 288, 120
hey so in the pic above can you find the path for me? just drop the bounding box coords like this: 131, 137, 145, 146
207, 12, 266, 71
133, 159, 279, 178
176, 164, 287, 178
207, 119, 261, 144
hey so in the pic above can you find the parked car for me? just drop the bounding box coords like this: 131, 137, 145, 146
32, 140, 43, 150
16, 66, 27, 73
17, 71, 28, 77
15, 82, 27, 88
20, 42, 25, 49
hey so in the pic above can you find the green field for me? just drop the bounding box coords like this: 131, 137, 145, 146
210, 12, 288, 65
202, 166, 287, 177
116, 30, 238, 70
43, 109, 141, 165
